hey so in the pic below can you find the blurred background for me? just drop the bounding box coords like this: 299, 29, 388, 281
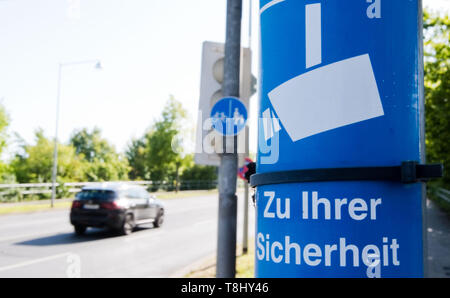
0, 0, 448, 278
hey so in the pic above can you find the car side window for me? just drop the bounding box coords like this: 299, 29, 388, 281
123, 187, 149, 200
125, 188, 138, 199
140, 188, 150, 199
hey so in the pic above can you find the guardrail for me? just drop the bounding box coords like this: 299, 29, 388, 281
0, 180, 218, 203
0, 181, 152, 195
436, 188, 450, 204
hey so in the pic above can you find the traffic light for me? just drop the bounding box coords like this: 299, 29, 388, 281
195, 41, 256, 167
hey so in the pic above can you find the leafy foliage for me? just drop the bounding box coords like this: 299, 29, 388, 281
12, 129, 84, 183
145, 96, 187, 182
424, 10, 450, 188
125, 97, 192, 187
0, 102, 10, 179
126, 137, 148, 180
180, 160, 218, 190
4, 96, 215, 194
70, 128, 129, 182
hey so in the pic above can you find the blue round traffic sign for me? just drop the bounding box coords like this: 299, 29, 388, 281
210, 97, 247, 136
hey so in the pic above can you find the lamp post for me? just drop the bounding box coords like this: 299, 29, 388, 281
50, 60, 102, 208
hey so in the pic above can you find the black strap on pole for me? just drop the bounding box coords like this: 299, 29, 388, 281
249, 161, 443, 187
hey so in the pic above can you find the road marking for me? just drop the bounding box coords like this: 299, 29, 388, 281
0, 216, 67, 231
169, 204, 218, 216
0, 230, 67, 243
194, 220, 215, 228
0, 252, 71, 273
260, 0, 285, 14
124, 231, 163, 243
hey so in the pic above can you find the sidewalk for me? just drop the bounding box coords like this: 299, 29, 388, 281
427, 199, 450, 278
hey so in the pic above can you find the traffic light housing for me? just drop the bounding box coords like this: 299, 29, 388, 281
195, 41, 256, 167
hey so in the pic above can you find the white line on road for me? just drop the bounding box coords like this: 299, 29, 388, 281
193, 220, 215, 228
0, 216, 67, 231
168, 204, 218, 216
0, 230, 67, 243
0, 252, 71, 273
124, 231, 163, 243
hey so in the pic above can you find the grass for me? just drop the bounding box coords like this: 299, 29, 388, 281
0, 200, 73, 215
156, 189, 218, 200
185, 239, 255, 278
236, 247, 255, 278
0, 189, 219, 216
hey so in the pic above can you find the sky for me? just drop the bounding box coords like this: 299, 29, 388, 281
0, 0, 448, 159
0, 0, 249, 158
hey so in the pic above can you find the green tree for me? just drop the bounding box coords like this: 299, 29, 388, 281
0, 102, 11, 180
125, 96, 220, 191
180, 155, 218, 190
423, 10, 450, 188
145, 96, 187, 182
0, 103, 9, 154
126, 137, 148, 180
12, 129, 84, 183
70, 128, 129, 182
70, 127, 112, 162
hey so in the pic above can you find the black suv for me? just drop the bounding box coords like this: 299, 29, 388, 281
70, 183, 164, 235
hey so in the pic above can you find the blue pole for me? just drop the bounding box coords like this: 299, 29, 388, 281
256, 0, 425, 278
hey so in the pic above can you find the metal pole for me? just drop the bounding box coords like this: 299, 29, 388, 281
242, 180, 249, 254
50, 59, 100, 208
51, 64, 63, 208
216, 0, 242, 278
417, 0, 428, 278
241, 0, 253, 256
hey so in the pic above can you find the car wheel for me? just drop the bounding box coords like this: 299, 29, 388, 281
120, 214, 134, 236
154, 209, 164, 228
74, 225, 87, 236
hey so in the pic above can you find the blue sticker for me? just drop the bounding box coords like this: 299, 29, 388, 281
256, 0, 424, 278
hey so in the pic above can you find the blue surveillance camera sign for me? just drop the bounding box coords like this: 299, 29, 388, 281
256, 0, 425, 278
211, 97, 247, 136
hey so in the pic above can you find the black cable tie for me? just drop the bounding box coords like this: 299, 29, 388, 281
249, 161, 443, 188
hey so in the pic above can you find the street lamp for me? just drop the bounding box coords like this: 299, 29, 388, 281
50, 59, 102, 208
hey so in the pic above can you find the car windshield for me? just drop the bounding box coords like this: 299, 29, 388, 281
76, 190, 117, 201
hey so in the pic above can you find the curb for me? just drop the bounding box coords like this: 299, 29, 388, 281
169, 253, 217, 278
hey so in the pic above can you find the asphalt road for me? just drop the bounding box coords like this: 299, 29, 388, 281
0, 192, 255, 278
0, 193, 448, 278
